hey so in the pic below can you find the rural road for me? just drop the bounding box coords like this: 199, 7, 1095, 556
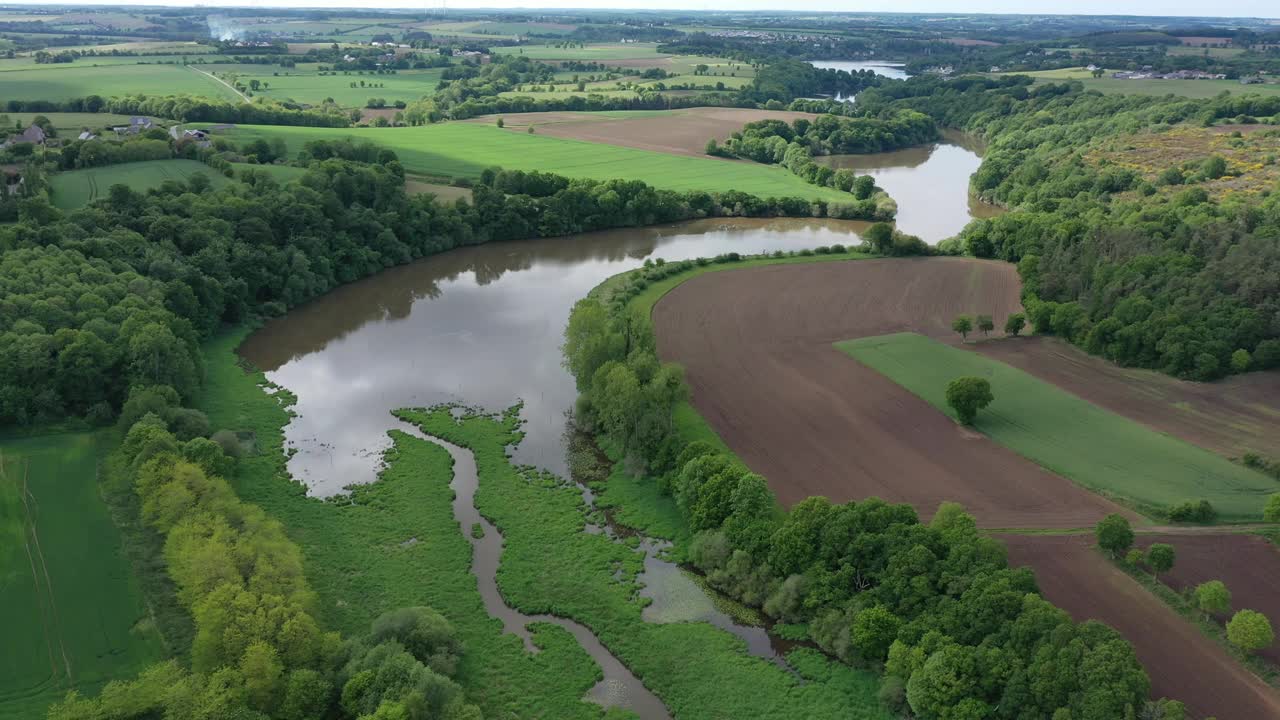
188, 65, 249, 102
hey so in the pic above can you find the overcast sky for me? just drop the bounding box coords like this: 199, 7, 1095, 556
15, 0, 1280, 18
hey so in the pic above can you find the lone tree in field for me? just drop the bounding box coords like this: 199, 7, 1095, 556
952, 315, 974, 341
1145, 543, 1175, 577
1227, 609, 1275, 654
1005, 312, 1026, 337
977, 314, 994, 336
1095, 514, 1133, 558
496, 117, 504, 128
1194, 580, 1231, 618
945, 376, 993, 425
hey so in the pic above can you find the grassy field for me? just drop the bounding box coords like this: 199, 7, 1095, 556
838, 332, 1278, 521
0, 112, 141, 133
0, 63, 241, 102
233, 67, 445, 107
1004, 68, 1280, 99
492, 43, 669, 61
0, 433, 165, 719
212, 121, 848, 200
50, 160, 232, 209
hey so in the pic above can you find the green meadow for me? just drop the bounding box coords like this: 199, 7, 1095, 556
0, 433, 165, 719
213, 121, 849, 200
0, 112, 141, 133
0, 63, 241, 102
492, 43, 669, 61
1004, 68, 1280, 99
234, 67, 446, 107
838, 333, 1278, 521
50, 160, 231, 210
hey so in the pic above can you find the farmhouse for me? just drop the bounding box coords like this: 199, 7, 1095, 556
111, 116, 155, 135
2, 124, 46, 148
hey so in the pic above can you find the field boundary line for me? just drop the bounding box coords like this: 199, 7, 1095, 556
188, 65, 247, 102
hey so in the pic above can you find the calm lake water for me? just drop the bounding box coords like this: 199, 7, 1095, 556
240, 135, 994, 495
819, 130, 1002, 242
809, 59, 911, 80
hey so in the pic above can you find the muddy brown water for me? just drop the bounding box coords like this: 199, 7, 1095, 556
818, 130, 1002, 242
238, 144, 993, 718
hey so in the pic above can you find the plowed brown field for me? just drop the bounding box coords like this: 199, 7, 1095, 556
652, 257, 1129, 528
1135, 533, 1280, 666
1003, 535, 1280, 720
973, 337, 1280, 459
469, 107, 817, 157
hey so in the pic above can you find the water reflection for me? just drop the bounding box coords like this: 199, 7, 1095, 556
809, 59, 911, 80
818, 130, 1002, 242
239, 217, 871, 496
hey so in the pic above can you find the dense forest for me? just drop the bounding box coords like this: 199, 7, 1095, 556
562, 272, 1161, 720
851, 77, 1280, 379
0, 142, 879, 428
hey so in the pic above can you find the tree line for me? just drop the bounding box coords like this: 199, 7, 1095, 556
708, 111, 936, 200
562, 260, 1176, 720
852, 75, 1280, 380
49, 401, 482, 720
0, 144, 881, 429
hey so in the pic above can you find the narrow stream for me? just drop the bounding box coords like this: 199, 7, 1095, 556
394, 418, 673, 719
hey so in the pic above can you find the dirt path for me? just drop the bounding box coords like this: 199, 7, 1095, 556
652, 257, 1129, 528
188, 65, 248, 103
971, 336, 1280, 460
1002, 534, 1280, 720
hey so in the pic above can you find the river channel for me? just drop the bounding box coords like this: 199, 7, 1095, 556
237, 137, 993, 719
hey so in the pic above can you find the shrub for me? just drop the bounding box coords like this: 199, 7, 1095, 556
1167, 499, 1216, 523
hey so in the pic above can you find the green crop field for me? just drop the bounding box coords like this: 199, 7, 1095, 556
0, 63, 241, 102
0, 433, 165, 719
234, 67, 445, 107
0, 112, 141, 133
212, 121, 850, 200
50, 160, 232, 209
492, 42, 669, 61
1002, 68, 1280, 99
838, 333, 1278, 521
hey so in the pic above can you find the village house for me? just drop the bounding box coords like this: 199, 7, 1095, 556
2, 124, 46, 148
111, 116, 155, 135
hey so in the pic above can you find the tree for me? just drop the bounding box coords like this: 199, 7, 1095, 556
1095, 514, 1133, 558
496, 117, 504, 128
976, 315, 994, 336
945, 376, 993, 425
1227, 609, 1274, 654
1230, 349, 1251, 373
241, 640, 284, 712
851, 606, 902, 661
952, 315, 973, 341
1193, 580, 1231, 618
1091, 67, 1105, 79
865, 222, 894, 254
1004, 312, 1026, 337
1145, 543, 1175, 577
1265, 493, 1280, 522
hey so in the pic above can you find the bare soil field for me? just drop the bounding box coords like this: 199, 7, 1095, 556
652, 257, 1129, 528
1135, 533, 1280, 666
470, 107, 817, 157
1002, 534, 1280, 720
972, 337, 1280, 459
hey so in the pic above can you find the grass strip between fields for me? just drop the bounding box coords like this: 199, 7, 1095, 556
838, 332, 1277, 522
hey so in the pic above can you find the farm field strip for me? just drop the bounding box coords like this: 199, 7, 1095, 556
50, 160, 232, 209
839, 332, 1276, 521
0, 63, 241, 102
973, 336, 1280, 459
1001, 534, 1280, 720
211, 121, 850, 200
0, 434, 165, 719
651, 257, 1127, 527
